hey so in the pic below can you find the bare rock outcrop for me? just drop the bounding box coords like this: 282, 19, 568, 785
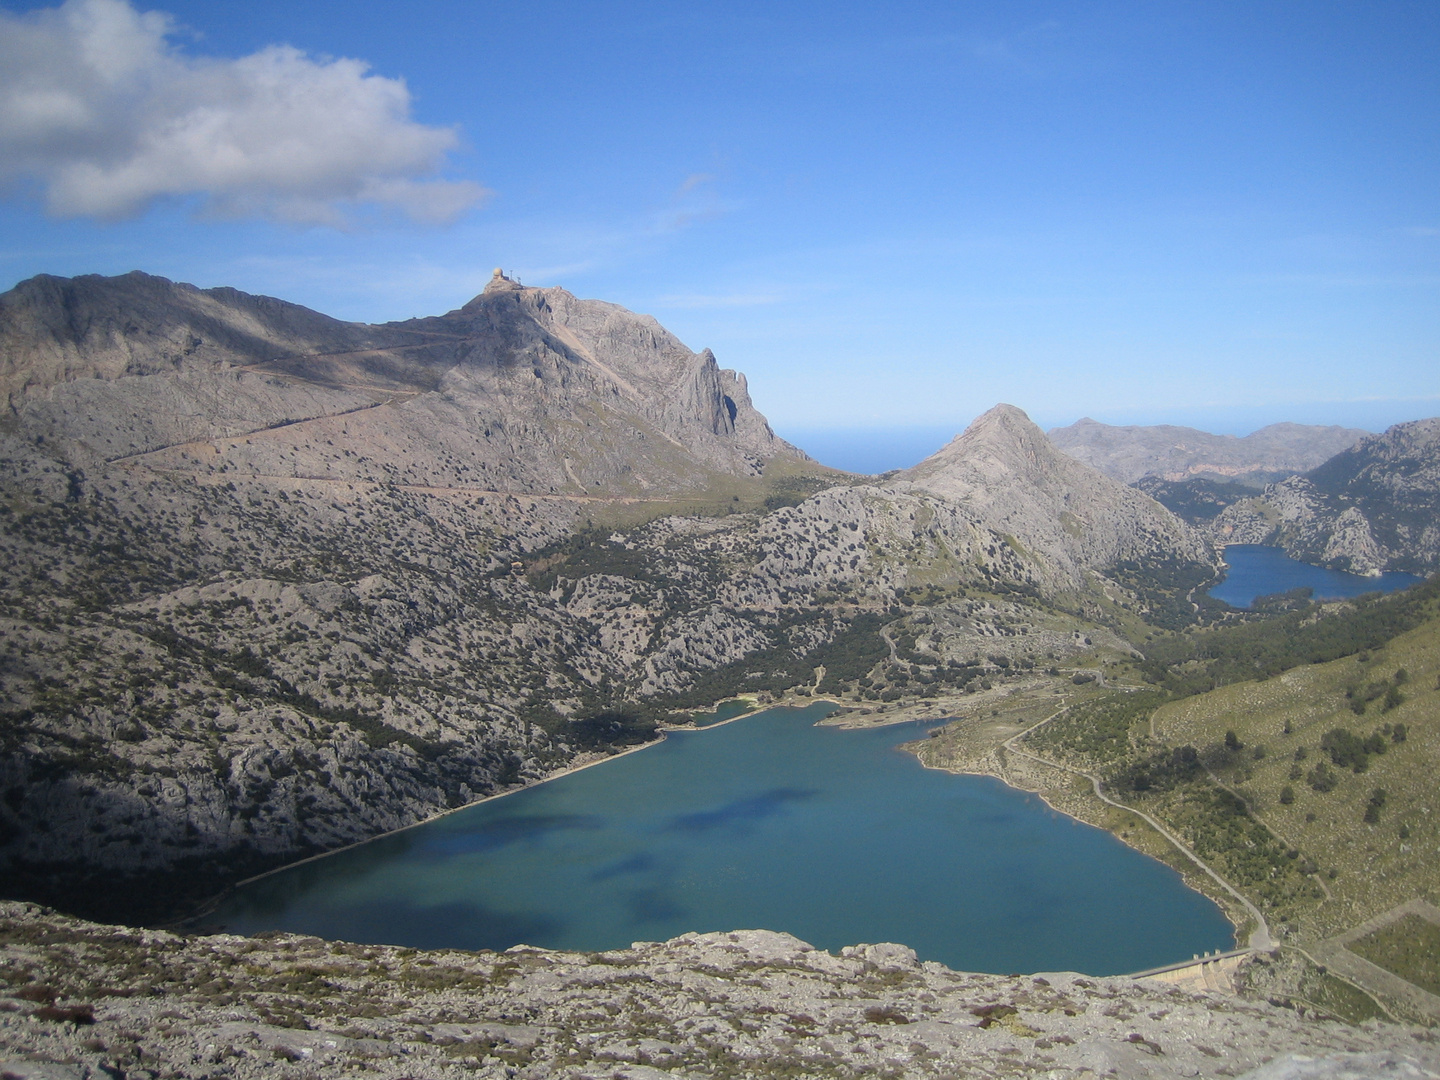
1, 269, 804, 493
2, 903, 1436, 1080
898, 404, 1215, 590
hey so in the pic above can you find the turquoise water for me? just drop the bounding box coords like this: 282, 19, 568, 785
1208, 544, 1422, 609
209, 703, 1234, 975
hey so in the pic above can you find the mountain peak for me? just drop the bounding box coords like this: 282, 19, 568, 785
964, 402, 1040, 439
900, 404, 1059, 496
893, 402, 1209, 585
0, 268, 803, 495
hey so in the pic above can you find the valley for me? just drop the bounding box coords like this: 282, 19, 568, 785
0, 271, 1216, 926
1, 269, 1439, 1076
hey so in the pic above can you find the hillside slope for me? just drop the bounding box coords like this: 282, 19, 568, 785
1150, 602, 1440, 943
902, 405, 1211, 590
4, 269, 802, 494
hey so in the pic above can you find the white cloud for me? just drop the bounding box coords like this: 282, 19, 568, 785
0, 0, 488, 225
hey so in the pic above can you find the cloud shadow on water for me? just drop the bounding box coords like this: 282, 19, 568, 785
591, 853, 659, 882
209, 814, 604, 924
626, 885, 687, 924
416, 814, 605, 858
665, 787, 817, 835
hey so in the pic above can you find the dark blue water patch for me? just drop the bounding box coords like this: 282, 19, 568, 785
207, 703, 1235, 976
415, 813, 605, 857
1207, 544, 1422, 609
590, 853, 658, 881
666, 787, 817, 834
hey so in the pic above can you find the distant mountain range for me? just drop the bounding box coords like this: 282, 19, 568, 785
1051, 415, 1440, 575
1048, 416, 1368, 486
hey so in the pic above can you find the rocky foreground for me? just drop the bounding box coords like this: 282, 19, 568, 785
0, 903, 1435, 1080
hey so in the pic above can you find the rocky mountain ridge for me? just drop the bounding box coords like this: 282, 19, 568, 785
1048, 417, 1368, 486
5, 269, 800, 495
1213, 418, 1440, 574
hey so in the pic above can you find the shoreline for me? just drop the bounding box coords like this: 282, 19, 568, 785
194, 691, 1255, 974
899, 709, 1258, 952
196, 697, 827, 919
933, 757, 1253, 950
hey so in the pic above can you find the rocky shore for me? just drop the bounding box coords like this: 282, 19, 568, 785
2, 902, 1436, 1080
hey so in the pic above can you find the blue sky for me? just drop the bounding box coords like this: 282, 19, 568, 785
2, 1, 1437, 471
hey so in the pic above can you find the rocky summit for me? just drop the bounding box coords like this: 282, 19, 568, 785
2, 269, 800, 496
901, 404, 1212, 588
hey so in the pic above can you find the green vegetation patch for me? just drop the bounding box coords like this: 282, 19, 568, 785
525, 527, 673, 591
813, 613, 893, 693
1143, 781, 1322, 914
1107, 554, 1226, 630
1346, 914, 1440, 996
1024, 691, 1168, 764
1139, 574, 1440, 694
1296, 965, 1388, 1025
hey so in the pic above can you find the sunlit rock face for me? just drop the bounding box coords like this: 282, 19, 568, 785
896, 404, 1215, 591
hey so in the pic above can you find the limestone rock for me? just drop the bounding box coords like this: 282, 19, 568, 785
0, 270, 805, 494
1, 903, 1436, 1080
898, 404, 1215, 589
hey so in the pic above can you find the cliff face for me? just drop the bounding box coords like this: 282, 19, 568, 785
4, 269, 803, 494
1048, 417, 1367, 486
1213, 418, 1440, 574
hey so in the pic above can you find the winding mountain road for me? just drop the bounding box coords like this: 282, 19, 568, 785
1003, 707, 1274, 950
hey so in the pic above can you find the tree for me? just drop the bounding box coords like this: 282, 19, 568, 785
1279, 785, 1295, 805
1364, 788, 1387, 824
1307, 763, 1338, 793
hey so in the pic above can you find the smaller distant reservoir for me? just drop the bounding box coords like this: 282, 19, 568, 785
1207, 545, 1423, 610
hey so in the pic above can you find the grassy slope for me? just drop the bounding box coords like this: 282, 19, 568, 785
1151, 612, 1439, 943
